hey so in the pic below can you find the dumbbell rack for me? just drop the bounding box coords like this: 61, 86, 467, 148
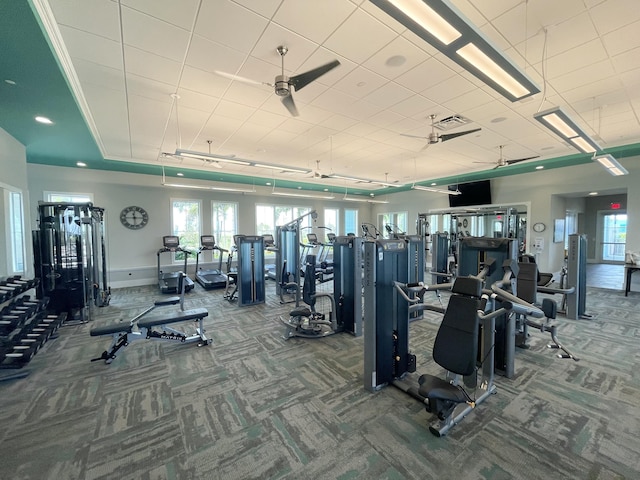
0, 276, 66, 381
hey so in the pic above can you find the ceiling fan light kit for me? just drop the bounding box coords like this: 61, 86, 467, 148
370, 0, 540, 102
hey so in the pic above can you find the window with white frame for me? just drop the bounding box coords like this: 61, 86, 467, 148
379, 211, 408, 238
324, 208, 339, 238
171, 199, 201, 261
8, 190, 25, 273
212, 201, 237, 256
256, 204, 312, 237
345, 209, 358, 236
46, 192, 93, 203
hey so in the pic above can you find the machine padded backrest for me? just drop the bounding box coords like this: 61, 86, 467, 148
451, 276, 482, 298
433, 294, 480, 376
517, 262, 537, 304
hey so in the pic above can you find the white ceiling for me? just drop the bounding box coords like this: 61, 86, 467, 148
37, 0, 640, 189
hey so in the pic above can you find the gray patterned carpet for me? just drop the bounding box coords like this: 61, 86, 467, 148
0, 280, 639, 479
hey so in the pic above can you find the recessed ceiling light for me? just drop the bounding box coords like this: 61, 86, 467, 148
535, 165, 544, 170
266, 182, 272, 186
323, 188, 329, 192
177, 172, 184, 176
5, 79, 16, 85
431, 182, 437, 186
76, 161, 87, 167
297, 186, 302, 189
589, 192, 598, 196
35, 116, 53, 125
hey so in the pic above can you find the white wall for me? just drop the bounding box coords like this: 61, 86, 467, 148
0, 127, 33, 278
26, 164, 370, 287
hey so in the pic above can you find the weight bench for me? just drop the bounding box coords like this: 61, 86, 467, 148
91, 307, 210, 364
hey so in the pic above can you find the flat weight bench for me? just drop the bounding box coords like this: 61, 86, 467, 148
91, 307, 210, 364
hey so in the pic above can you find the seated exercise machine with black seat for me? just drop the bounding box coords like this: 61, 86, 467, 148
281, 254, 337, 339
363, 239, 547, 437
157, 235, 195, 294
90, 274, 209, 364
195, 235, 228, 289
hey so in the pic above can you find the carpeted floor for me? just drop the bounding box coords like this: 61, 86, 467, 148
0, 280, 639, 479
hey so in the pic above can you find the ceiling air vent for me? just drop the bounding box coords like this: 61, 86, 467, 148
432, 115, 472, 131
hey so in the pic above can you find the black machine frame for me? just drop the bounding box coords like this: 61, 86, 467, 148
157, 235, 195, 294
195, 235, 228, 289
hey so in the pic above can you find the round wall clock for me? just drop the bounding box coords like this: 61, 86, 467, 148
532, 222, 546, 233
120, 206, 149, 230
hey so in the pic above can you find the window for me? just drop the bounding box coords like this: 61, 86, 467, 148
324, 208, 339, 237
212, 201, 237, 255
379, 211, 408, 238
345, 209, 358, 236
46, 192, 93, 203
256, 204, 312, 237
8, 191, 25, 273
171, 199, 201, 261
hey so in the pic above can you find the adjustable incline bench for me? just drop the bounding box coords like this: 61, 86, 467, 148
90, 276, 210, 364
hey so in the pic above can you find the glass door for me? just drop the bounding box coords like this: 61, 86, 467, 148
601, 213, 626, 262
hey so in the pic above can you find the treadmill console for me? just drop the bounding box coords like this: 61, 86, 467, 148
307, 233, 318, 244
201, 235, 216, 248
163, 236, 180, 250
262, 234, 275, 248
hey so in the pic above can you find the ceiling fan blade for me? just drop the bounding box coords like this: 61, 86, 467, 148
213, 70, 271, 87
281, 94, 299, 117
420, 142, 431, 152
400, 133, 430, 140
506, 155, 540, 165
289, 60, 340, 91
440, 128, 482, 142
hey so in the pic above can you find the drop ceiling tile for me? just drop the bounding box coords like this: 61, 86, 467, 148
541, 39, 609, 79
590, 0, 640, 35
366, 109, 405, 129
179, 65, 233, 99
362, 83, 413, 110
128, 94, 173, 146
602, 20, 640, 56
363, 36, 430, 81
125, 46, 182, 86
175, 89, 222, 113
273, 0, 356, 44
213, 99, 256, 122
550, 59, 617, 93
465, 0, 522, 22
441, 88, 495, 115
125, 73, 175, 103
332, 66, 388, 98
250, 23, 321, 72
612, 47, 640, 74
222, 82, 273, 108
50, 0, 120, 41
319, 114, 359, 131
395, 57, 456, 93
121, 6, 190, 62
422, 74, 476, 103
59, 25, 123, 71
388, 94, 438, 118
72, 58, 124, 93
121, 0, 201, 30
185, 35, 247, 75
232, 0, 283, 18
249, 108, 288, 128
195, 0, 269, 53
527, 0, 589, 30
295, 48, 358, 87
323, 8, 397, 64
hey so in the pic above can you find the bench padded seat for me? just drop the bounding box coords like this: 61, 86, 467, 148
138, 308, 209, 329
91, 323, 133, 336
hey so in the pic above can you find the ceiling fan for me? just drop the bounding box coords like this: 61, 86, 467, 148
215, 46, 340, 117
474, 145, 540, 169
401, 114, 481, 151
307, 160, 330, 179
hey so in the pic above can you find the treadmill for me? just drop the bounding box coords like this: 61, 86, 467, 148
157, 235, 195, 294
195, 235, 228, 289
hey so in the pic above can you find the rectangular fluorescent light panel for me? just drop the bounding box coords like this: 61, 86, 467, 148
593, 154, 628, 176
253, 163, 311, 174
533, 107, 600, 154
272, 191, 335, 200
162, 182, 255, 193
328, 173, 402, 188
412, 185, 461, 195
175, 149, 251, 166
370, 0, 540, 102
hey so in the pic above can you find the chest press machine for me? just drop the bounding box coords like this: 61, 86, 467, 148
90, 274, 209, 364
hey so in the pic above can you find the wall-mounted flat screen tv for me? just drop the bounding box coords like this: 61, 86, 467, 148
449, 180, 492, 207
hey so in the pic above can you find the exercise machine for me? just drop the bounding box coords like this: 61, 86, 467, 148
235, 235, 266, 306
195, 235, 228, 289
157, 235, 195, 294
275, 211, 318, 304
33, 201, 111, 322
90, 274, 209, 364
362, 239, 544, 436
281, 254, 337, 338
430, 232, 451, 284
263, 234, 277, 280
